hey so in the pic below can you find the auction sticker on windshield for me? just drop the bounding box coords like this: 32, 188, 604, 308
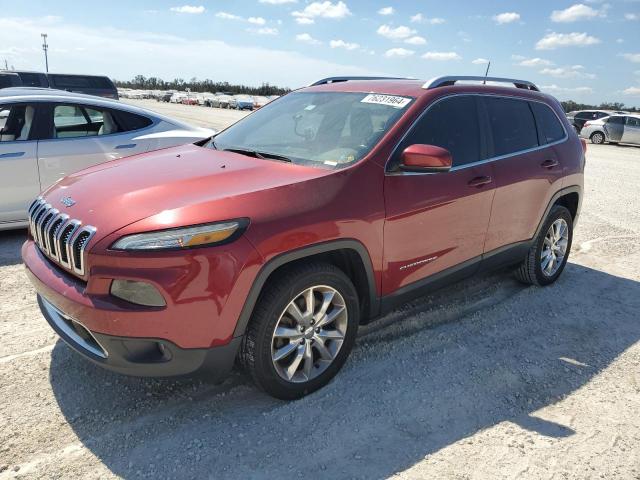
361, 94, 411, 109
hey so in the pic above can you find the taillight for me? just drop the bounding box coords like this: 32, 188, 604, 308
583, 122, 591, 127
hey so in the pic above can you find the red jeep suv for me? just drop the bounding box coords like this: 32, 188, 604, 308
22, 76, 584, 399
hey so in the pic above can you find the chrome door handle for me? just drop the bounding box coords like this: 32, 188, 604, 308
467, 175, 492, 187
115, 143, 136, 149
541, 159, 559, 169
0, 151, 25, 159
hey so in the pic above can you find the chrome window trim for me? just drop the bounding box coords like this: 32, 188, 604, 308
385, 92, 569, 176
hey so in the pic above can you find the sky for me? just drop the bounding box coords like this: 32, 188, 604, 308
0, 0, 639, 105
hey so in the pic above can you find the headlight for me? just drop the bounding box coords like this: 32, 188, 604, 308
111, 219, 247, 251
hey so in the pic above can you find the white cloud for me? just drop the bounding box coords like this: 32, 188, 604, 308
248, 17, 267, 25
259, 0, 297, 3
376, 24, 416, 40
472, 58, 489, 65
0, 16, 383, 88
378, 7, 394, 15
404, 36, 426, 45
535, 32, 600, 50
540, 84, 593, 94
493, 12, 520, 24
623, 86, 640, 95
170, 5, 205, 14
410, 13, 445, 24
292, 1, 351, 20
516, 56, 554, 67
620, 53, 640, 63
539, 65, 596, 79
625, 13, 639, 20
422, 51, 461, 61
329, 39, 359, 50
551, 4, 603, 22
252, 27, 279, 35
616, 38, 624, 44
216, 11, 242, 20
384, 48, 414, 58
295, 17, 315, 24
296, 33, 321, 45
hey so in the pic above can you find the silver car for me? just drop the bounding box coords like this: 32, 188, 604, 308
580, 114, 640, 145
0, 88, 214, 230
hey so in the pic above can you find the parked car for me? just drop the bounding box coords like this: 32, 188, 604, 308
566, 109, 626, 133
0, 88, 214, 230
0, 70, 118, 99
0, 72, 22, 89
212, 94, 233, 109
22, 75, 584, 399
580, 114, 640, 145
233, 95, 254, 111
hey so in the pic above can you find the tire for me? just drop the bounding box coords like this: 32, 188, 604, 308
590, 131, 605, 144
515, 205, 573, 286
240, 263, 359, 399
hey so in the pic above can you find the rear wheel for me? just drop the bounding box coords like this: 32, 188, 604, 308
240, 263, 359, 399
590, 131, 605, 144
515, 205, 573, 286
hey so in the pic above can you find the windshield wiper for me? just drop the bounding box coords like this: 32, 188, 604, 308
223, 148, 292, 163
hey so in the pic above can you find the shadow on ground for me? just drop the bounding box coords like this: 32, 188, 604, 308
0, 230, 26, 267
49, 263, 640, 479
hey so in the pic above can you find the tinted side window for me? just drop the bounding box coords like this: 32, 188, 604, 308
530, 102, 565, 144
608, 116, 625, 125
395, 95, 483, 168
114, 110, 153, 131
0, 104, 36, 141
17, 73, 46, 87
575, 112, 589, 119
627, 117, 640, 127
483, 97, 538, 157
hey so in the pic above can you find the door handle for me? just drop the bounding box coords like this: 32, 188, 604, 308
115, 143, 137, 149
467, 175, 492, 187
541, 159, 559, 169
0, 151, 25, 159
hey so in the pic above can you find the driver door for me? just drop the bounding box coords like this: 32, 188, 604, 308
604, 116, 625, 142
382, 95, 495, 297
0, 103, 40, 225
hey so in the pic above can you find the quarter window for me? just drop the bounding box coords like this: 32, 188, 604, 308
52, 104, 122, 138
394, 95, 484, 168
483, 97, 538, 157
530, 102, 565, 144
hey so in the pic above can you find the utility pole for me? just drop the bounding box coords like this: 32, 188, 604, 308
4, 59, 7, 70
41, 33, 49, 72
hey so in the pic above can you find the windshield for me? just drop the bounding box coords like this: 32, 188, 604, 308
210, 91, 413, 169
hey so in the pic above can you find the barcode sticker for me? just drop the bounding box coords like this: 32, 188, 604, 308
360, 94, 411, 109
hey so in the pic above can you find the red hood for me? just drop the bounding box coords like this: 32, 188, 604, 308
42, 144, 333, 241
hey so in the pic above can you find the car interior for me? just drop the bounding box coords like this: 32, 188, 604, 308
0, 105, 33, 142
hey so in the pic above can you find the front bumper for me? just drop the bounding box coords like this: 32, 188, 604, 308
38, 294, 241, 378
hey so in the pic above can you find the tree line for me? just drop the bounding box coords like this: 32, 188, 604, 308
113, 75, 291, 96
560, 100, 638, 113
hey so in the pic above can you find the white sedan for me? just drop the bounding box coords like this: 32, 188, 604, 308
0, 88, 214, 230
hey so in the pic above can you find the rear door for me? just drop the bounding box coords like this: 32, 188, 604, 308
482, 97, 565, 252
383, 95, 495, 295
622, 117, 640, 144
36, 102, 150, 189
604, 116, 625, 142
0, 103, 40, 224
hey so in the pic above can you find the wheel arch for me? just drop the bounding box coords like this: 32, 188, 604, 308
233, 239, 379, 337
534, 186, 582, 240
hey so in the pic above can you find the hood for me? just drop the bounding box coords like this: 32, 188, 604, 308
42, 144, 333, 240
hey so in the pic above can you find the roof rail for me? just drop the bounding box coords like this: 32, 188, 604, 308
423, 76, 539, 92
310, 76, 413, 86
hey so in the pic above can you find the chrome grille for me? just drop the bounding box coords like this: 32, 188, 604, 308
27, 197, 97, 277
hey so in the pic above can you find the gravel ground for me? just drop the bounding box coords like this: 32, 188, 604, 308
0, 103, 639, 479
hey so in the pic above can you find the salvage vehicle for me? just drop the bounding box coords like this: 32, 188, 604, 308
580, 114, 640, 145
23, 76, 584, 399
0, 88, 214, 230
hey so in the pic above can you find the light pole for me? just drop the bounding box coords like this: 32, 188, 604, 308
41, 33, 49, 72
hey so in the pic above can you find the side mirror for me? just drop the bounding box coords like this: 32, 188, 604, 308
400, 144, 452, 173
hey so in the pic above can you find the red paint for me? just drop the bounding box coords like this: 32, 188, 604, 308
401, 144, 453, 170
23, 81, 584, 353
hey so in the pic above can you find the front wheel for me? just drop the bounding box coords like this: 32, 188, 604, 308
515, 205, 573, 286
590, 131, 605, 144
240, 263, 359, 399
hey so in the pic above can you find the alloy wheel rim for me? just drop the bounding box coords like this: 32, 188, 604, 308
541, 218, 569, 277
593, 133, 603, 144
271, 286, 348, 383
